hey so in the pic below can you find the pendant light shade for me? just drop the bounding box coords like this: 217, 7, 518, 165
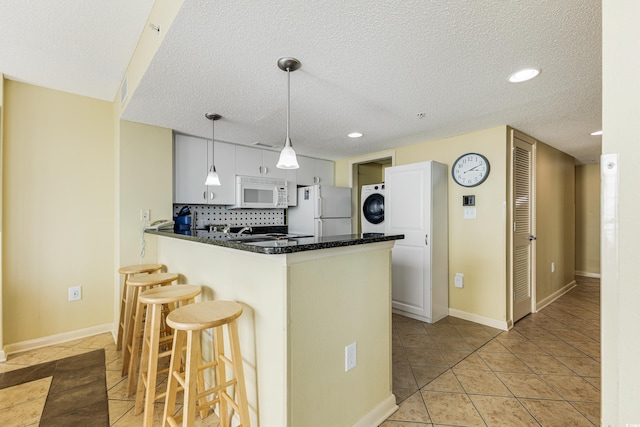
204, 113, 222, 186
276, 57, 300, 169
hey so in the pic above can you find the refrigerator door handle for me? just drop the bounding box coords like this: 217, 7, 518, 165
316, 197, 322, 218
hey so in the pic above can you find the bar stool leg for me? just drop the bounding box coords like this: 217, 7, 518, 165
126, 290, 146, 395
228, 319, 251, 426
163, 329, 185, 426
116, 274, 130, 351
122, 285, 140, 376
183, 330, 200, 426
135, 302, 161, 426
214, 325, 229, 425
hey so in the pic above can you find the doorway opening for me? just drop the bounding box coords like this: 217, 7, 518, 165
348, 151, 394, 234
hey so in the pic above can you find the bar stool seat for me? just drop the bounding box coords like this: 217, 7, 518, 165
117, 264, 163, 351
123, 272, 179, 395
134, 284, 202, 426
163, 300, 251, 427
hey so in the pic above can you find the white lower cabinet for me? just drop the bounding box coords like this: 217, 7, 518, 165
385, 160, 448, 323
173, 133, 236, 205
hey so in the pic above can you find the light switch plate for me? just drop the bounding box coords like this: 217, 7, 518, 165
463, 207, 477, 219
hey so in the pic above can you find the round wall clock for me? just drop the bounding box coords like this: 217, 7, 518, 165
451, 153, 490, 187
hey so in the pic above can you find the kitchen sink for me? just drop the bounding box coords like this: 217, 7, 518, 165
227, 233, 313, 243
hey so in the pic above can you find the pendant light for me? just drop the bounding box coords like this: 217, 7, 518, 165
276, 57, 301, 169
204, 113, 222, 186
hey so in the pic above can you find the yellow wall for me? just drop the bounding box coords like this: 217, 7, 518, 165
118, 120, 173, 266
336, 126, 576, 328
575, 164, 600, 275
602, 1, 640, 422
337, 126, 510, 326
2, 80, 115, 344
534, 142, 576, 302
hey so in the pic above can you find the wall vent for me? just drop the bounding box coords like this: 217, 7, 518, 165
252, 142, 274, 148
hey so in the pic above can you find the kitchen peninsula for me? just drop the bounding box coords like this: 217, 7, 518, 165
144, 230, 403, 427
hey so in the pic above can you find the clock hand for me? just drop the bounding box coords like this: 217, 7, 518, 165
463, 165, 482, 173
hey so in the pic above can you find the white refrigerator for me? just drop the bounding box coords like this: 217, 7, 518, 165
288, 185, 352, 236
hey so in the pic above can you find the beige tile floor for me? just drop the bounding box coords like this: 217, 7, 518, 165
1, 275, 599, 426
383, 275, 600, 426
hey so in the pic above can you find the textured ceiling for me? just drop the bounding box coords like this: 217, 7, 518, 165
2, 1, 602, 164
0, 0, 154, 101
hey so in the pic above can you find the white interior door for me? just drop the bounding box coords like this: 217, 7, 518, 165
512, 135, 535, 322
385, 162, 432, 320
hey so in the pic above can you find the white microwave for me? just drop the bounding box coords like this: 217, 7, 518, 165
231, 175, 288, 209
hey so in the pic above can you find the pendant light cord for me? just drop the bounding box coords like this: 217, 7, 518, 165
286, 67, 291, 143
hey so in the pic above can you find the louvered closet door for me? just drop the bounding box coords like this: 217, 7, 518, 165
513, 136, 535, 322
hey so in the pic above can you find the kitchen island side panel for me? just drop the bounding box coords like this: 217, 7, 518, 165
155, 235, 289, 427
287, 244, 396, 426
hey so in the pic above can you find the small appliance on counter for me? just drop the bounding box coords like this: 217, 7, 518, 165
174, 206, 192, 233
288, 185, 352, 237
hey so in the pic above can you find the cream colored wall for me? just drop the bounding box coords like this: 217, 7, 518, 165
118, 120, 173, 266
2, 80, 115, 344
602, 1, 640, 423
574, 164, 600, 275
535, 142, 576, 301
337, 126, 510, 326
116, 120, 173, 332
337, 126, 577, 328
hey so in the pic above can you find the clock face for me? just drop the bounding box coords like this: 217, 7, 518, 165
452, 153, 490, 187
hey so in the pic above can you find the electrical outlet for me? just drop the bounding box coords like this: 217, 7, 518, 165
141, 209, 150, 221
551, 262, 555, 273
68, 286, 82, 301
345, 342, 357, 372
455, 273, 464, 288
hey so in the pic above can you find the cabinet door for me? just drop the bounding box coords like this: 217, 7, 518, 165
315, 159, 334, 185
174, 134, 208, 204
208, 141, 236, 205
296, 156, 316, 186
261, 150, 286, 180
235, 145, 264, 177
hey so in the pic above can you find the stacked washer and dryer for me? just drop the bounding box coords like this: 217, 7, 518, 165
361, 183, 385, 233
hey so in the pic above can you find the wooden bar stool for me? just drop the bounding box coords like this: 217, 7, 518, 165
117, 264, 163, 351
123, 272, 179, 395
134, 285, 202, 426
163, 300, 251, 427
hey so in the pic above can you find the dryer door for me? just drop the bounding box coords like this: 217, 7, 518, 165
362, 193, 385, 224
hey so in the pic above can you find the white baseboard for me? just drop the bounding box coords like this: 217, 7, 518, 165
575, 271, 601, 278
353, 394, 398, 427
536, 280, 577, 312
3, 323, 114, 357
448, 309, 510, 331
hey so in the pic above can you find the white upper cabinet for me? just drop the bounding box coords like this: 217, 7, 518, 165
236, 145, 286, 180
174, 134, 236, 205
296, 156, 334, 186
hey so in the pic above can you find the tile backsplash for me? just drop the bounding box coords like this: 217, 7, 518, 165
173, 204, 285, 228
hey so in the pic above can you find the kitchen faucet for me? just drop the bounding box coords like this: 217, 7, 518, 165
237, 226, 253, 235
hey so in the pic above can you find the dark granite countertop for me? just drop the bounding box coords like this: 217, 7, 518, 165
146, 229, 404, 255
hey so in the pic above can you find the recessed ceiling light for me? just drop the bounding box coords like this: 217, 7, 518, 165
348, 132, 363, 138
590, 130, 603, 136
508, 68, 541, 83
